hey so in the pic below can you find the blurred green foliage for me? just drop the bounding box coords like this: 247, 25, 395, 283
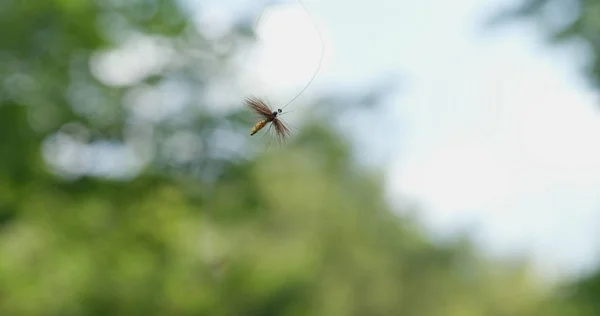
0, 0, 582, 315
491, 0, 600, 87
493, 0, 600, 314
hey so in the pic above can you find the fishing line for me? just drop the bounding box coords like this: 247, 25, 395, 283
279, 0, 325, 110
244, 0, 323, 144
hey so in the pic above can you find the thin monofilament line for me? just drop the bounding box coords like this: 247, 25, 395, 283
280, 0, 325, 110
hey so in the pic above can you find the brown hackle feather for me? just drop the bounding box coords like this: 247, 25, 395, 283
245, 97, 273, 117
272, 118, 291, 143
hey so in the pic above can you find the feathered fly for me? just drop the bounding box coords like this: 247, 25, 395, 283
245, 97, 291, 144
245, 0, 324, 145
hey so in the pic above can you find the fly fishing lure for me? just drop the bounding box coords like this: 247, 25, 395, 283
246, 0, 324, 144
245, 96, 291, 144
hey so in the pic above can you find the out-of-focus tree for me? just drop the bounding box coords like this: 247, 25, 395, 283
489, 0, 600, 88
490, 0, 600, 314
0, 0, 572, 315
565, 269, 600, 315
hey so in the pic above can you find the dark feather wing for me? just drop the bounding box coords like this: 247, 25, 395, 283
245, 97, 273, 117
271, 118, 291, 143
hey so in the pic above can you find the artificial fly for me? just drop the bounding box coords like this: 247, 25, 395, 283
245, 96, 291, 144
246, 0, 324, 144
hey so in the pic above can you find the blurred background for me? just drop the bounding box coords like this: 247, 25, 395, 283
1, 0, 600, 314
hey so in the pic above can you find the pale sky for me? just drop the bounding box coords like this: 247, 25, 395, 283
191, 0, 600, 278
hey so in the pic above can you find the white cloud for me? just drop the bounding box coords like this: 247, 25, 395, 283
398, 143, 514, 212
386, 20, 600, 275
